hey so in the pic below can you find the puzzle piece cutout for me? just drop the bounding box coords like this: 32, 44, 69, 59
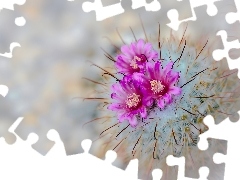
167, 0, 227, 30
212, 30, 240, 77
165, 115, 238, 180
152, 169, 163, 180
0, 85, 8, 97
0, 42, 20, 58
225, 0, 240, 25
0, 117, 65, 158
0, 117, 64, 157
82, 0, 192, 21
0, 0, 25, 11
45, 129, 66, 157
15, 16, 26, 26
0, 117, 41, 156
198, 114, 240, 180
131, 0, 161, 12
167, 156, 209, 180
167, 0, 238, 32
0, 117, 132, 180
0, 85, 22, 144
0, 116, 233, 180
167, 0, 240, 59
76, 139, 139, 179
212, 30, 240, 60
0, 7, 24, 55
82, 0, 125, 21
187, 138, 227, 180
158, 0, 192, 21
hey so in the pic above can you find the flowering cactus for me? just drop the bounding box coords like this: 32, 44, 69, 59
84, 24, 240, 180
115, 39, 158, 75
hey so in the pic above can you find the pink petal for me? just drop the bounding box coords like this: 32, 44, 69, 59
108, 103, 125, 111
111, 93, 126, 101
157, 98, 165, 108
154, 61, 161, 78
163, 93, 172, 104
111, 83, 120, 93
145, 98, 154, 107
128, 116, 138, 127
137, 39, 145, 54
132, 73, 146, 84
118, 113, 127, 123
140, 107, 147, 118
163, 61, 173, 75
143, 43, 152, 54
166, 71, 180, 85
146, 62, 155, 79
168, 86, 182, 95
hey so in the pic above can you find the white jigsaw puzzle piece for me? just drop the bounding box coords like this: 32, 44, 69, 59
0, 42, 20, 58
6, 117, 41, 157
0, 0, 25, 10
82, 0, 124, 21
0, 119, 140, 180
152, 168, 163, 180
64, 139, 140, 180
125, 159, 138, 179
0, 85, 8, 97
45, 129, 66, 157
131, 0, 160, 11
15, 16, 26, 26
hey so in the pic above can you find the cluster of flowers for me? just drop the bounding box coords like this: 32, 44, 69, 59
108, 39, 182, 127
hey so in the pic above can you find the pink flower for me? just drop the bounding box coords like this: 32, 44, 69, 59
108, 76, 151, 127
133, 61, 181, 109
115, 39, 158, 75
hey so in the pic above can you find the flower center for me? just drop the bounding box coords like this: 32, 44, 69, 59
126, 93, 141, 108
130, 59, 138, 69
130, 55, 147, 69
150, 80, 165, 94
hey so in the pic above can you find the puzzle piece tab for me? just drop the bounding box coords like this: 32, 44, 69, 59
199, 114, 240, 180
160, 0, 192, 22
82, 0, 192, 22
167, 155, 210, 180
0, 85, 8, 97
167, 0, 238, 32
0, 89, 21, 144
212, 30, 240, 77
0, 8, 23, 55
45, 129, 66, 157
185, 138, 227, 180
82, 0, 124, 21
167, 0, 240, 81
225, 0, 240, 25
0, 0, 26, 11
212, 30, 240, 60
131, 0, 161, 12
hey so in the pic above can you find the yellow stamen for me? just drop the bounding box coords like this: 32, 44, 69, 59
134, 56, 142, 61
126, 93, 141, 108
150, 80, 165, 94
130, 60, 138, 69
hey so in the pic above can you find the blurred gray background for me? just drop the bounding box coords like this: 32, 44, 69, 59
0, 0, 238, 155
